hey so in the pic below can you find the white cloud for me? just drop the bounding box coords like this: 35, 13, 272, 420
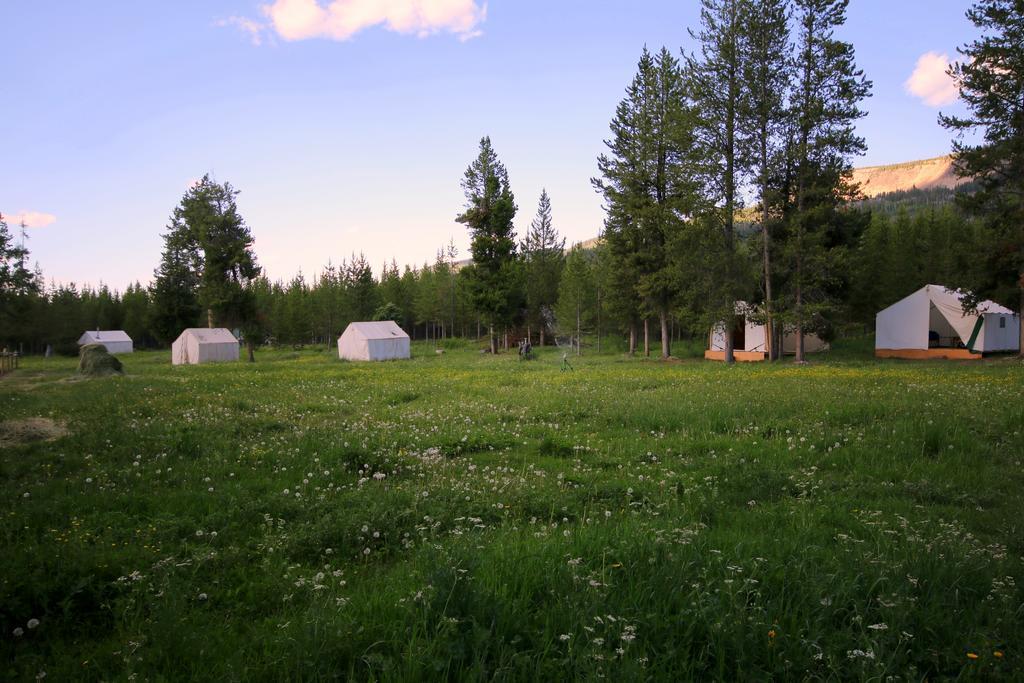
905, 52, 959, 107
215, 16, 268, 45
2, 210, 57, 228
260, 0, 486, 42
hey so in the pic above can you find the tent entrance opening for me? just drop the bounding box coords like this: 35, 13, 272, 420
928, 302, 965, 349
733, 323, 745, 351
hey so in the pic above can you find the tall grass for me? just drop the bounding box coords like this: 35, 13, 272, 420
1, 345, 1021, 680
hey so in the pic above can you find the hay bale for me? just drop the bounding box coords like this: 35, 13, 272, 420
78, 343, 124, 376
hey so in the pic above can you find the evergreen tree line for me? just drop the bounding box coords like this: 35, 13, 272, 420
1, 200, 997, 357
0, 179, 575, 353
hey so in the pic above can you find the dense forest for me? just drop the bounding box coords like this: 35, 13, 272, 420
0, 197, 1000, 355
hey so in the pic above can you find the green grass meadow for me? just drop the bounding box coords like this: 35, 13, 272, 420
1, 343, 1022, 680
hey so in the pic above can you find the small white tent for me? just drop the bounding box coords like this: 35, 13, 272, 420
338, 321, 410, 361
171, 328, 240, 365
78, 330, 133, 354
706, 302, 828, 361
875, 284, 1019, 359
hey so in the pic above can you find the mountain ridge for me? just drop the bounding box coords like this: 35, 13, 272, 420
852, 154, 962, 197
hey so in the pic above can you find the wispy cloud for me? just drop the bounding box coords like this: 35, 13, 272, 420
2, 210, 57, 228
215, 16, 269, 45
905, 52, 959, 107
259, 0, 486, 42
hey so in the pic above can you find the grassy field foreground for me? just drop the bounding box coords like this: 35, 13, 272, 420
1, 344, 1022, 680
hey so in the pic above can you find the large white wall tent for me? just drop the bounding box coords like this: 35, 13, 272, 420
78, 330, 133, 354
338, 321, 411, 361
876, 284, 1020, 359
706, 303, 828, 361
171, 328, 240, 365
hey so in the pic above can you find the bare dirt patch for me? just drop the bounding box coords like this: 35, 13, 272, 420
0, 417, 69, 448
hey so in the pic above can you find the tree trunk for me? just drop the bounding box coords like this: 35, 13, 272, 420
246, 339, 255, 363
207, 309, 214, 328
629, 324, 637, 355
576, 299, 581, 356
643, 319, 650, 357
795, 278, 806, 363
761, 133, 775, 362
527, 324, 531, 346
794, 199, 805, 363
660, 309, 670, 359
489, 324, 496, 354
724, 322, 735, 364
794, 24, 812, 365
723, 11, 738, 366
540, 327, 545, 347
1018, 266, 1023, 357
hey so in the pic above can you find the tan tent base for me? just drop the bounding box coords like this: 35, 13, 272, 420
875, 348, 981, 360
704, 350, 767, 362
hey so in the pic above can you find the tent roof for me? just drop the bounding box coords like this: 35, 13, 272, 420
341, 321, 409, 340
81, 330, 132, 342
924, 284, 1014, 316
178, 328, 239, 344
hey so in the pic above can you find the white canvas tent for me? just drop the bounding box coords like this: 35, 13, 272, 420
338, 321, 410, 361
706, 302, 828, 361
876, 284, 1019, 359
171, 328, 240, 365
78, 330, 133, 354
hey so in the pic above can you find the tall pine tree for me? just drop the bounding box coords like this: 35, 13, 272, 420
521, 189, 566, 346
0, 213, 41, 348
153, 175, 262, 359
739, 0, 792, 360
457, 137, 520, 354
556, 246, 595, 355
149, 220, 202, 343
595, 47, 703, 358
785, 0, 871, 361
688, 0, 748, 363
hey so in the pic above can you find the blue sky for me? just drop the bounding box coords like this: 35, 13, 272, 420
2, 1, 976, 291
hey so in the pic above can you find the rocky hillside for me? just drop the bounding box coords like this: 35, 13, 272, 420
852, 155, 962, 198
